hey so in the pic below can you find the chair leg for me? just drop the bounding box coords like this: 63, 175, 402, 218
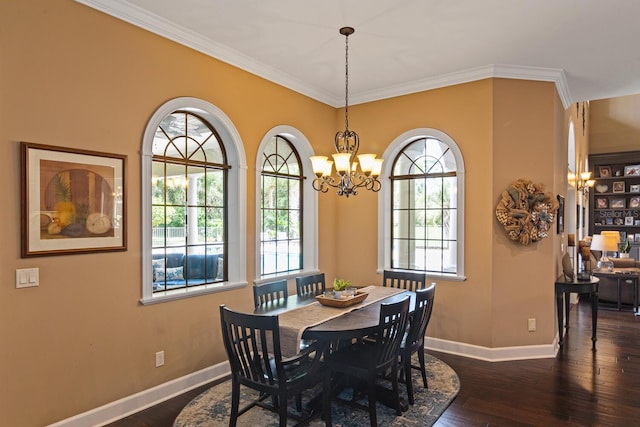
391, 364, 402, 415
323, 374, 332, 427
404, 354, 415, 405
230, 379, 240, 427
278, 390, 288, 427
367, 377, 378, 427
417, 349, 428, 388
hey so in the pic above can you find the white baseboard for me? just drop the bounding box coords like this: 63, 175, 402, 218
425, 337, 559, 361
47, 361, 231, 427
48, 337, 559, 426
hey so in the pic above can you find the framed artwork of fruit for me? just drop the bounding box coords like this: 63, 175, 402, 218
21, 142, 127, 257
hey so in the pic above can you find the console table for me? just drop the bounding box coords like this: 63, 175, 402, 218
555, 276, 599, 351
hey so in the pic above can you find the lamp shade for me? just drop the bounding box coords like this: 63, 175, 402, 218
602, 230, 621, 245
591, 234, 619, 252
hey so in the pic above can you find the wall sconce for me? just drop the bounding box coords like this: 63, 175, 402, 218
576, 171, 595, 194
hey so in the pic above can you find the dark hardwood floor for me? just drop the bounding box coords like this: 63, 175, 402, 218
107, 299, 640, 426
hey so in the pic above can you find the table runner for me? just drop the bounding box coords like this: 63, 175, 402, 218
277, 285, 405, 357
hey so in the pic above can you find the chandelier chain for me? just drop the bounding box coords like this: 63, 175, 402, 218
344, 30, 349, 131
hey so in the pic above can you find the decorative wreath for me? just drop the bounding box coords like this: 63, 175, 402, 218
495, 178, 559, 246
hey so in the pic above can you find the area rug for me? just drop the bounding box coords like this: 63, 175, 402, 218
174, 352, 459, 426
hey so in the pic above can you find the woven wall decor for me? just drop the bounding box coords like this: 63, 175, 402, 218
495, 178, 559, 246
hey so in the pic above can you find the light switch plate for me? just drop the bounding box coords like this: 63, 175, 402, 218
16, 268, 39, 288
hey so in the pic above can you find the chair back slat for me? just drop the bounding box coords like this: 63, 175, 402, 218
374, 297, 410, 366
253, 279, 288, 307
295, 273, 326, 297
383, 270, 426, 292
406, 283, 436, 348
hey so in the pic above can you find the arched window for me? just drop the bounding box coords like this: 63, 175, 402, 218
260, 135, 303, 276
378, 129, 465, 280
141, 98, 247, 304
255, 126, 319, 283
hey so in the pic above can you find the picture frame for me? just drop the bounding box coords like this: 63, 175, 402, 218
630, 197, 640, 208
606, 217, 614, 225
21, 142, 127, 257
613, 181, 625, 193
599, 166, 612, 177
611, 198, 626, 209
556, 195, 564, 234
631, 184, 640, 193
624, 164, 640, 177
626, 216, 635, 226
596, 197, 608, 209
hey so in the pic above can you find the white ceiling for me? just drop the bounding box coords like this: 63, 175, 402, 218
77, 0, 640, 108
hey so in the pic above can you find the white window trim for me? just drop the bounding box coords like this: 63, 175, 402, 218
254, 126, 319, 284
377, 128, 466, 282
140, 97, 248, 305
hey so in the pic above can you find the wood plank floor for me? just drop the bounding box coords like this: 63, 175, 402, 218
107, 299, 640, 426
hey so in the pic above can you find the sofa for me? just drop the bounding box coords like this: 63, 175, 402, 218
591, 255, 639, 308
152, 253, 224, 290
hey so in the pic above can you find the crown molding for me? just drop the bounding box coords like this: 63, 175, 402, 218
76, 0, 572, 109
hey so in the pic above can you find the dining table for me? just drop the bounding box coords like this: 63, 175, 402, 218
253, 285, 417, 413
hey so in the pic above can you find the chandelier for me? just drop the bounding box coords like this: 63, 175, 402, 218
310, 27, 383, 197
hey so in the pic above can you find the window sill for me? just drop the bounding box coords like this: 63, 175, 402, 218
140, 280, 248, 305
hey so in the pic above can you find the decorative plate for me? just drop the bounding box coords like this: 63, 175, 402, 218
595, 184, 608, 193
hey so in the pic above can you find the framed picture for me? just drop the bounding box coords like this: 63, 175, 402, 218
556, 195, 564, 233
631, 184, 640, 193
613, 181, 625, 193
599, 166, 612, 177
624, 164, 640, 177
596, 197, 608, 209
626, 216, 635, 226
606, 217, 614, 225
630, 197, 640, 208
21, 142, 127, 257
611, 198, 626, 209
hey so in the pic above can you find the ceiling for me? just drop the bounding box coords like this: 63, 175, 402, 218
77, 0, 640, 108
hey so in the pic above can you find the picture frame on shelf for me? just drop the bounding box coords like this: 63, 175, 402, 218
636, 234, 640, 243
626, 216, 635, 226
615, 218, 624, 225
630, 197, 640, 208
599, 166, 612, 177
636, 220, 640, 226
611, 198, 626, 209
613, 181, 625, 193
631, 184, 640, 193
21, 142, 127, 257
624, 164, 640, 177
596, 197, 608, 209
606, 217, 614, 225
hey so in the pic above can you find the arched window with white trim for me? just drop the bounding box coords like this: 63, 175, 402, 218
378, 129, 465, 280
141, 97, 247, 304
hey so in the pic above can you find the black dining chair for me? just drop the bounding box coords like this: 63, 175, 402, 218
253, 279, 288, 307
219, 305, 326, 427
295, 273, 326, 297
322, 296, 410, 427
400, 283, 436, 404
383, 270, 426, 292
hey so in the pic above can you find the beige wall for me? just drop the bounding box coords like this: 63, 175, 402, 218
590, 94, 640, 154
2, 1, 568, 425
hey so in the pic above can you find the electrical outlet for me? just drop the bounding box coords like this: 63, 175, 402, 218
528, 318, 536, 332
155, 350, 165, 367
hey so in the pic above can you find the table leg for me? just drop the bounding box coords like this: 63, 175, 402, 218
591, 289, 598, 351
556, 290, 564, 345
634, 279, 638, 315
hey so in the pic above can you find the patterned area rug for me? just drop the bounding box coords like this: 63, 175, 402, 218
174, 352, 459, 426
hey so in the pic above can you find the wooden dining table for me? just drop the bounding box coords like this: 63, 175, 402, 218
254, 285, 416, 413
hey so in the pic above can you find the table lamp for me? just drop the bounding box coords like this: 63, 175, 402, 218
591, 233, 619, 271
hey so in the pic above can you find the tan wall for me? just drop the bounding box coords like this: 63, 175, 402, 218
2, 1, 567, 425
590, 94, 640, 154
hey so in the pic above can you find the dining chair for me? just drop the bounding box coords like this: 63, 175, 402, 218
383, 270, 426, 292
400, 283, 436, 404
322, 296, 410, 427
253, 279, 288, 307
295, 273, 326, 297
219, 305, 326, 427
